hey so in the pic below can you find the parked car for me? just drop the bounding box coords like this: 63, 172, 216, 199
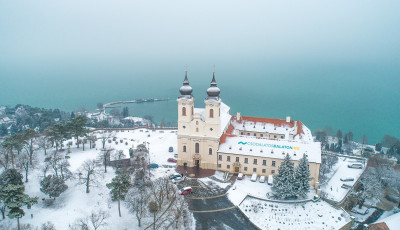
267, 175, 273, 185
341, 184, 352, 189
348, 163, 363, 169
167, 158, 177, 163
251, 173, 258, 182
259, 176, 266, 183
169, 147, 174, 152
169, 173, 182, 180
172, 176, 185, 183
147, 163, 159, 169
237, 173, 244, 180
340, 177, 355, 182
179, 186, 193, 195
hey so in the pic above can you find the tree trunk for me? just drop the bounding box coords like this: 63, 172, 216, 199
76, 136, 80, 148
17, 217, 20, 230
25, 165, 29, 183
118, 199, 121, 217
0, 206, 5, 219
153, 213, 156, 230
104, 156, 107, 173
83, 141, 85, 151
86, 173, 90, 193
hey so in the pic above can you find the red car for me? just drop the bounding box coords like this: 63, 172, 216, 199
179, 187, 193, 195
168, 158, 177, 163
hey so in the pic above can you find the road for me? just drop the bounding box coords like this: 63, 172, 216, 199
180, 179, 259, 230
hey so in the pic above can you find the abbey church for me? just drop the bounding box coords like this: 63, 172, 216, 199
177, 72, 321, 187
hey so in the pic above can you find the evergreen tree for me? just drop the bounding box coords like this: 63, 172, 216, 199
272, 154, 297, 199
375, 143, 382, 152
68, 115, 88, 149
294, 154, 312, 198
0, 125, 8, 136
106, 174, 132, 217
122, 107, 129, 118
0, 169, 23, 188
40, 175, 68, 199
336, 130, 343, 140
3, 184, 38, 230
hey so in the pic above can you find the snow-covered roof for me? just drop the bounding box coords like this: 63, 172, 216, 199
219, 102, 231, 136
218, 135, 321, 163
230, 116, 313, 143
373, 212, 400, 230
193, 108, 205, 120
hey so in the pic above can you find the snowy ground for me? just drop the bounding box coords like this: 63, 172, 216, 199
227, 176, 316, 206
320, 156, 366, 202
239, 197, 351, 230
2, 128, 191, 230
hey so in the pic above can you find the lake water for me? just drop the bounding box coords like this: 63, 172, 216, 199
1, 60, 399, 144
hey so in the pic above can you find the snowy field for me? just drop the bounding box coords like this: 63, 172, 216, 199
2, 128, 188, 230
239, 197, 351, 230
321, 156, 366, 202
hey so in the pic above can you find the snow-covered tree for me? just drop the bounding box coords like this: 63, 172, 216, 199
106, 174, 132, 217
272, 154, 297, 199
40, 175, 68, 199
294, 154, 311, 198
98, 148, 113, 173
3, 184, 38, 230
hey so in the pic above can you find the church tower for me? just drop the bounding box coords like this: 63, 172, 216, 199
204, 72, 222, 136
177, 71, 226, 170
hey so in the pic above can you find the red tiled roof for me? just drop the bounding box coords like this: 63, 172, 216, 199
369, 222, 390, 230
219, 115, 306, 144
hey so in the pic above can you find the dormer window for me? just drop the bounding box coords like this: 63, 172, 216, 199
239, 147, 242, 150
229, 146, 232, 149
250, 149, 252, 151
260, 149, 263, 153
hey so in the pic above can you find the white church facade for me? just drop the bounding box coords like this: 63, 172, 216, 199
176, 72, 321, 187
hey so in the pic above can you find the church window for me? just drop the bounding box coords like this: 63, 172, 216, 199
236, 157, 239, 162
218, 164, 221, 168
272, 161, 276, 167
244, 167, 248, 171
262, 169, 266, 173
263, 160, 266, 166
253, 168, 257, 172
209, 148, 212, 155
196, 121, 199, 125
227, 156, 231, 162
210, 128, 213, 131
218, 155, 222, 160
227, 165, 230, 169
244, 158, 248, 164
196, 128, 199, 132
253, 159, 257, 165
192, 106, 193, 115
182, 107, 186, 116
183, 145, 186, 152
195, 143, 199, 153
210, 109, 214, 118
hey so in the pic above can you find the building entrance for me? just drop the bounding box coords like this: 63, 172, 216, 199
195, 160, 200, 169
235, 166, 239, 173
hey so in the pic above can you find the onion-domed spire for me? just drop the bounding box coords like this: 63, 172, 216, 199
206, 72, 221, 100
179, 71, 193, 98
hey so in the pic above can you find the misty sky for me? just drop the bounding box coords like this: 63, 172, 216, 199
1, 0, 399, 65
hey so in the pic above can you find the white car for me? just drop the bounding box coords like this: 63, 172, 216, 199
251, 173, 257, 182
259, 176, 266, 183
172, 176, 185, 183
237, 173, 244, 180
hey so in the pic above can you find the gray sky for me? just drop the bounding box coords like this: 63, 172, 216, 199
1, 0, 399, 64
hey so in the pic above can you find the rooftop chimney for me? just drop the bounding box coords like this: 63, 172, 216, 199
237, 112, 241, 121
286, 116, 291, 123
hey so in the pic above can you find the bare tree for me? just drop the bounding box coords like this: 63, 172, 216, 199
89, 210, 109, 230
126, 187, 148, 227
37, 135, 51, 156
98, 148, 113, 173
77, 159, 102, 193
16, 153, 34, 183
143, 177, 193, 230
100, 131, 115, 149
356, 167, 384, 208
0, 146, 9, 170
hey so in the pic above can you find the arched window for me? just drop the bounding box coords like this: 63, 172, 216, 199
192, 106, 194, 115
196, 128, 199, 132
182, 107, 186, 116
209, 148, 212, 155
210, 109, 214, 118
195, 143, 199, 153
183, 145, 186, 152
